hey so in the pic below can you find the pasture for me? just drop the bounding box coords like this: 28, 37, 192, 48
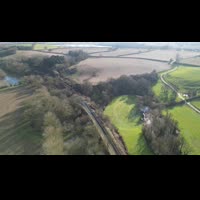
167, 104, 200, 155
0, 87, 42, 155
104, 96, 152, 155
165, 66, 200, 94
191, 100, 200, 109
74, 58, 171, 84
33, 44, 59, 50
17, 43, 32, 47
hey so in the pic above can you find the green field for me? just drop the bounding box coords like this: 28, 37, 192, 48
167, 105, 200, 155
104, 96, 152, 155
15, 43, 59, 50
152, 79, 180, 102
191, 100, 200, 109
17, 43, 32, 47
34, 44, 59, 50
165, 66, 200, 95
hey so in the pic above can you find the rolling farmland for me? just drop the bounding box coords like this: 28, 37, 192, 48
180, 57, 200, 66
167, 105, 200, 155
191, 100, 200, 109
49, 47, 111, 54
91, 48, 149, 57
74, 58, 171, 84
125, 50, 200, 61
165, 66, 200, 94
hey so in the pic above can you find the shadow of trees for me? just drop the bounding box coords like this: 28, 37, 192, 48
135, 134, 153, 155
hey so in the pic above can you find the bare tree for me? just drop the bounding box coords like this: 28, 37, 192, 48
42, 112, 64, 155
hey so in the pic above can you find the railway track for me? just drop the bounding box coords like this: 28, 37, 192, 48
57, 75, 128, 155
80, 101, 127, 155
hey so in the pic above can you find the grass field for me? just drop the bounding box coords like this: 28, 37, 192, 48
15, 43, 59, 50
152, 79, 180, 102
74, 58, 171, 84
0, 87, 42, 155
191, 100, 200, 109
167, 105, 200, 155
104, 96, 152, 155
165, 66, 200, 94
33, 44, 59, 50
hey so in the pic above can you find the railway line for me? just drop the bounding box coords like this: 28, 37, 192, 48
58, 75, 128, 155
80, 101, 127, 155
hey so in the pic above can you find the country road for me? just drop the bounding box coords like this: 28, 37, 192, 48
160, 67, 200, 114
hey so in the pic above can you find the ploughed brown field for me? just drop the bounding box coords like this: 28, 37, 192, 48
180, 57, 200, 66
91, 48, 149, 57
73, 58, 171, 84
0, 80, 8, 88
124, 50, 200, 61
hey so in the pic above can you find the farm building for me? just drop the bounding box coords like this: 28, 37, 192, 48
140, 106, 150, 114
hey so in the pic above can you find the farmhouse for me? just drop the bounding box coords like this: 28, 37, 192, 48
140, 106, 151, 124
140, 106, 150, 114
183, 94, 189, 98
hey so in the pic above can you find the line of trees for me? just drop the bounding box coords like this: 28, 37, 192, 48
0, 47, 17, 57
142, 109, 190, 155
23, 85, 108, 155
160, 85, 177, 103
76, 70, 158, 106
0, 50, 88, 77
